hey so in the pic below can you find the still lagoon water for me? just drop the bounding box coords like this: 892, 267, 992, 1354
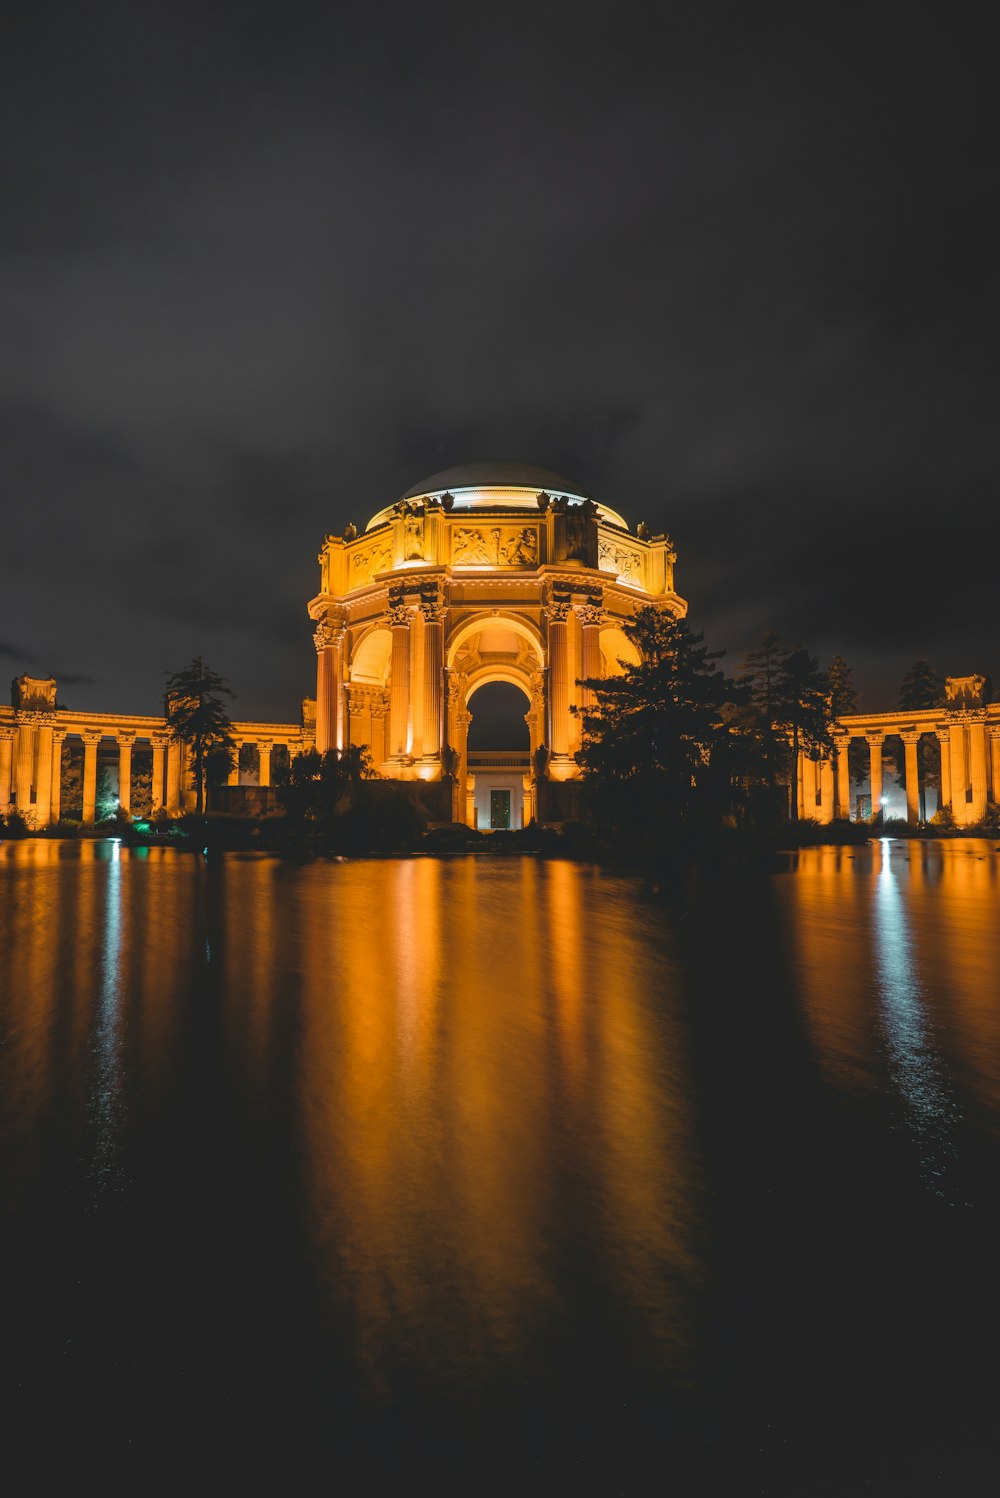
2, 839, 1000, 1492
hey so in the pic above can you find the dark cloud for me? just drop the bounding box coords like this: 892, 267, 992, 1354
1, 3, 996, 718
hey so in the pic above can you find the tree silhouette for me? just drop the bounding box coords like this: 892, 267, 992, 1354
740, 634, 833, 820
827, 653, 866, 806
898, 658, 943, 818
164, 658, 236, 815
899, 658, 944, 710
776, 648, 833, 820
577, 607, 743, 850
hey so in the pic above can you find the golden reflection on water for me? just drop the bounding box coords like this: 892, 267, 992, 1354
785, 839, 1000, 1190
296, 857, 699, 1390
0, 845, 702, 1393
0, 840, 187, 1204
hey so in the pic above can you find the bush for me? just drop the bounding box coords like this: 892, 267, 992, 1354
0, 810, 31, 838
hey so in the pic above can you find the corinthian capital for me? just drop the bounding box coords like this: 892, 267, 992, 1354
419, 583, 445, 623
388, 586, 413, 628
313, 606, 347, 652
544, 592, 571, 624
576, 591, 605, 628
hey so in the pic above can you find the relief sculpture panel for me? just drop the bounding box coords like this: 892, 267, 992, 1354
598, 538, 643, 587
351, 534, 393, 587
451, 526, 538, 567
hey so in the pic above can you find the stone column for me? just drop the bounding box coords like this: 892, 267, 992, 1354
49, 730, 66, 823
817, 757, 834, 823
989, 726, 1000, 804
577, 595, 604, 712
900, 731, 921, 826
0, 727, 16, 810
369, 699, 388, 772
116, 731, 136, 815
833, 734, 851, 820
522, 772, 534, 828
258, 741, 273, 788
545, 594, 572, 772
866, 732, 885, 821
151, 735, 167, 811
936, 729, 952, 812
14, 717, 35, 813
165, 740, 181, 813
388, 592, 412, 762
969, 718, 988, 823
228, 740, 242, 786
313, 609, 347, 755
177, 742, 190, 811
420, 591, 444, 766
949, 722, 968, 822
34, 723, 54, 827
82, 731, 102, 826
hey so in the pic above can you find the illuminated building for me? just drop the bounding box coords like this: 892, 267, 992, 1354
307, 462, 685, 827
3, 463, 997, 830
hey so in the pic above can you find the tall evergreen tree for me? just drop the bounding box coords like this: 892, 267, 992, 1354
739, 630, 792, 783
899, 658, 944, 710
776, 648, 833, 820
577, 607, 742, 852
897, 658, 943, 818
827, 654, 858, 716
164, 658, 236, 815
826, 654, 864, 812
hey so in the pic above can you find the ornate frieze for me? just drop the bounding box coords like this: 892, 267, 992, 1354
598, 537, 643, 587
350, 534, 394, 587
452, 525, 538, 568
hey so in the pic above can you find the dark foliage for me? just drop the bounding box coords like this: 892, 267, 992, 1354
164, 657, 236, 815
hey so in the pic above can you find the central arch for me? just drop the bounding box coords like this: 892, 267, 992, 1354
466, 678, 531, 830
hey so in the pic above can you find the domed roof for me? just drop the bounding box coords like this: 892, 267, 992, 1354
401, 461, 592, 502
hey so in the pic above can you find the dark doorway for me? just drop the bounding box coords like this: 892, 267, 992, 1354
490, 789, 511, 830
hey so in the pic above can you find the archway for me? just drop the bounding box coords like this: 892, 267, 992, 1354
466, 679, 530, 830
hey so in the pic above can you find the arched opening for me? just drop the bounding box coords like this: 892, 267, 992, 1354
466, 679, 530, 830
467, 682, 530, 751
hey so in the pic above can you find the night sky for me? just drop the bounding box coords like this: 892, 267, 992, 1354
2, 4, 996, 722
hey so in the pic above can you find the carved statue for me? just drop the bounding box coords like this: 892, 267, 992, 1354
404, 509, 425, 560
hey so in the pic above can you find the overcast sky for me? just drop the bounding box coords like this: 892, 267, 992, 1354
2, 3, 996, 721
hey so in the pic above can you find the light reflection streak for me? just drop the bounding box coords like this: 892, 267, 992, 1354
90, 839, 126, 1201
873, 840, 962, 1200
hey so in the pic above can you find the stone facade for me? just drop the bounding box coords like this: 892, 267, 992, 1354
799, 676, 1000, 827
307, 466, 686, 826
0, 674, 305, 828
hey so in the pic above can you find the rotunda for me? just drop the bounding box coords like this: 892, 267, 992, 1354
307, 463, 685, 827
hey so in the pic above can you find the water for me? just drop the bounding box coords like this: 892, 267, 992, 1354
2, 838, 1000, 1493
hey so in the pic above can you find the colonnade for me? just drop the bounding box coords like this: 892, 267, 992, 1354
0, 707, 304, 829
798, 706, 1000, 827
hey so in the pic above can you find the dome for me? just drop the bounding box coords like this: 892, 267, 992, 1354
365, 461, 628, 531
401, 462, 592, 502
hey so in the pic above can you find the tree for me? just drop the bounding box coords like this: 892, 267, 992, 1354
899, 659, 944, 710
740, 634, 834, 821
576, 607, 744, 854
898, 659, 943, 819
827, 655, 857, 716
275, 745, 376, 828
826, 653, 867, 801
164, 658, 236, 815
776, 648, 833, 819
739, 630, 792, 784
